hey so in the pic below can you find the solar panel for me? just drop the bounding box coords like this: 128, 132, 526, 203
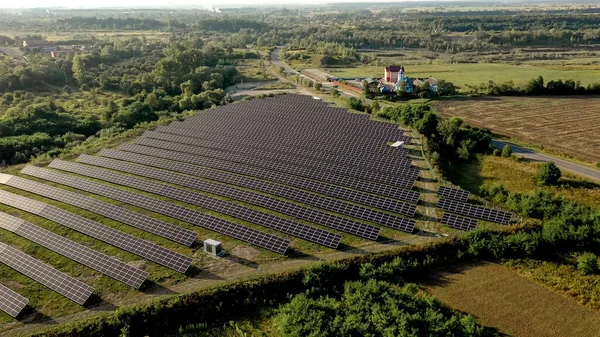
98, 149, 417, 228
125, 142, 416, 200
0, 211, 148, 288
0, 174, 197, 246
0, 242, 94, 305
77, 154, 383, 239
142, 131, 415, 180
49, 159, 342, 248
0, 283, 28, 318
135, 138, 418, 190
437, 198, 512, 225
0, 189, 192, 273
437, 186, 470, 203
118, 144, 420, 207
440, 213, 478, 231
21, 165, 290, 254
146, 129, 412, 171
158, 124, 410, 166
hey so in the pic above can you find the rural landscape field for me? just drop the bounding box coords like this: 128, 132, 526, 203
0, 1, 600, 337
435, 97, 600, 162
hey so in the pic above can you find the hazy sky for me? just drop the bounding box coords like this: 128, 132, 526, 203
1, 0, 418, 9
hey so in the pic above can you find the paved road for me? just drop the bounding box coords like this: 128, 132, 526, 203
492, 140, 600, 183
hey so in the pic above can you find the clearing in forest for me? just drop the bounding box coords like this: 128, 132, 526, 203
423, 263, 600, 337
434, 96, 600, 162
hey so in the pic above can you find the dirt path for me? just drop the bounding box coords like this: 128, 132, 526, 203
424, 263, 600, 337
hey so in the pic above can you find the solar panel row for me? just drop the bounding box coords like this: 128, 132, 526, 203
142, 131, 415, 181
0, 283, 28, 318
0, 211, 148, 288
440, 213, 478, 231
161, 122, 410, 157
0, 242, 94, 305
132, 139, 417, 196
21, 165, 290, 254
437, 186, 470, 203
77, 155, 385, 239
0, 174, 197, 246
0, 189, 192, 273
118, 144, 420, 207
49, 159, 342, 248
98, 150, 417, 228
437, 198, 512, 225
148, 128, 411, 172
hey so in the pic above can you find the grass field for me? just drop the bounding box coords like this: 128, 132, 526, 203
446, 155, 600, 209
423, 263, 600, 337
434, 96, 600, 163
326, 63, 600, 88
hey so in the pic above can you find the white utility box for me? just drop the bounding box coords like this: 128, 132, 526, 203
203, 239, 224, 256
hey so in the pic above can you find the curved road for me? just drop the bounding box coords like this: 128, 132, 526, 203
492, 140, 600, 183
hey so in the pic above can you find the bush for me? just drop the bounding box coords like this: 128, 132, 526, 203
493, 148, 501, 156
275, 280, 490, 337
331, 88, 340, 97
577, 253, 598, 275
501, 144, 512, 158
346, 97, 365, 111
596, 162, 600, 169
534, 161, 561, 186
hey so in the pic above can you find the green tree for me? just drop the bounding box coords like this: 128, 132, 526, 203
112, 102, 157, 128
535, 162, 562, 186
371, 101, 380, 113
577, 253, 598, 275
331, 88, 340, 97
72, 54, 86, 85
501, 144, 512, 158
314, 82, 322, 91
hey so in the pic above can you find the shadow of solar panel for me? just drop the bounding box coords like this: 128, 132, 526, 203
99, 149, 417, 228
441, 213, 477, 231
130, 140, 417, 199
0, 174, 197, 246
147, 129, 412, 171
21, 166, 290, 254
117, 145, 420, 208
78, 154, 381, 240
437, 186, 470, 203
0, 189, 192, 273
436, 198, 512, 225
0, 211, 148, 288
52, 159, 342, 248
0, 242, 94, 305
0, 283, 28, 318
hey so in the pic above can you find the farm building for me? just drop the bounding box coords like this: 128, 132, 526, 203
384, 65, 404, 82
22, 40, 57, 52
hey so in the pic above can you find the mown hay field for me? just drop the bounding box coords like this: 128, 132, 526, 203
423, 263, 600, 337
434, 96, 600, 162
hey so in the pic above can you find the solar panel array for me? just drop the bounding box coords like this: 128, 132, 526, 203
0, 283, 28, 318
134, 137, 417, 192
0, 211, 148, 288
120, 144, 420, 204
0, 189, 192, 273
437, 198, 512, 225
0, 174, 197, 246
0, 242, 94, 305
437, 186, 470, 203
440, 213, 478, 231
21, 165, 290, 254
49, 159, 342, 248
98, 149, 415, 226
76, 155, 387, 238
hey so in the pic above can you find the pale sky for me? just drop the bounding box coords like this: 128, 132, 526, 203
0, 0, 424, 9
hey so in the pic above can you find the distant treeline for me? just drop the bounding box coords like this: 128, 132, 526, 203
466, 76, 600, 96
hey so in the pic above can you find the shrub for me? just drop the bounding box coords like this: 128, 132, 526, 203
596, 162, 600, 169
493, 148, 501, 156
577, 253, 598, 275
534, 161, 561, 186
501, 144, 512, 158
346, 97, 365, 111
331, 88, 340, 97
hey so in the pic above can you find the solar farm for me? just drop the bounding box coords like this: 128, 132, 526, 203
0, 94, 513, 329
